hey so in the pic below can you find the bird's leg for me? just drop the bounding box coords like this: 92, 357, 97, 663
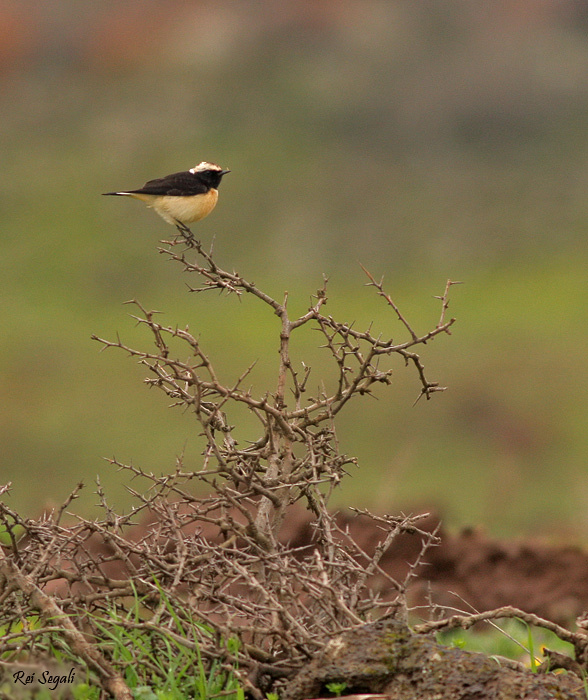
174, 220, 197, 248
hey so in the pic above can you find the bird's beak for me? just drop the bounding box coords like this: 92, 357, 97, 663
221, 169, 231, 176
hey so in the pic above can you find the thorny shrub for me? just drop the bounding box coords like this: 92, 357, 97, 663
0, 233, 495, 699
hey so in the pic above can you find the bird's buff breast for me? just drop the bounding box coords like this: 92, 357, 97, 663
151, 188, 219, 225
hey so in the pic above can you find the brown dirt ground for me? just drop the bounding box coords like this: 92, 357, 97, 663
278, 509, 588, 625
36, 505, 588, 697
53, 504, 588, 623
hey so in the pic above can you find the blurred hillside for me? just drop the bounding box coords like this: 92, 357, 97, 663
2, 0, 588, 537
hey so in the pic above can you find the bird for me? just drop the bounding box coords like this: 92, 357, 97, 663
103, 161, 230, 243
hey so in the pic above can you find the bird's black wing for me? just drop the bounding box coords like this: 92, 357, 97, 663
129, 171, 209, 197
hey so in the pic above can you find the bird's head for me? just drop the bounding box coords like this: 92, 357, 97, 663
191, 162, 230, 176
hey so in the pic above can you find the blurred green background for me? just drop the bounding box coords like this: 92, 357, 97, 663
2, 0, 588, 538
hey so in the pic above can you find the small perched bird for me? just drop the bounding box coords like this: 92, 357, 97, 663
103, 161, 230, 241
